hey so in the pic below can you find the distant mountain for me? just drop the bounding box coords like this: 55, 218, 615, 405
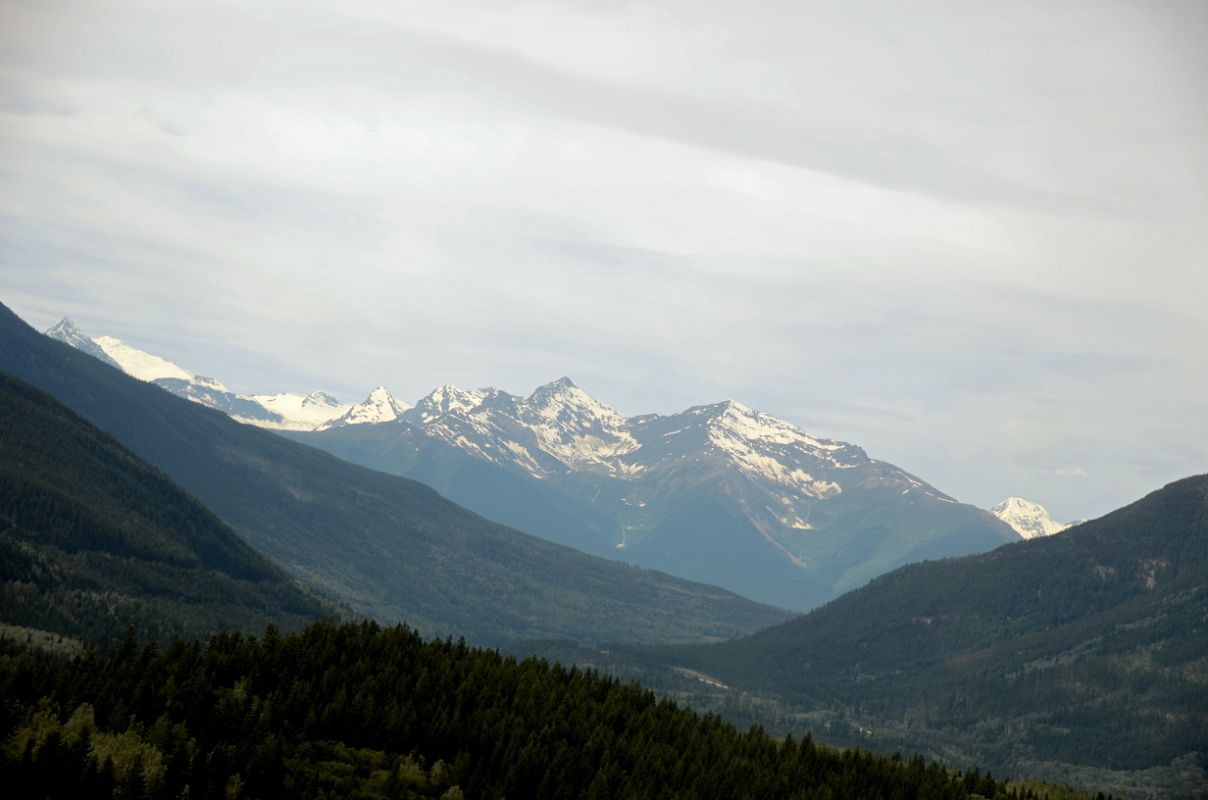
249, 389, 350, 429
8, 303, 792, 645
47, 319, 1017, 610
0, 370, 327, 644
43, 318, 121, 369
44, 319, 350, 430
661, 475, 1208, 796
316, 385, 411, 430
299, 380, 1018, 610
991, 496, 1070, 539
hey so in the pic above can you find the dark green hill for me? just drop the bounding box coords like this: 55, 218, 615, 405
0, 302, 791, 644
662, 475, 1208, 795
0, 371, 326, 643
0, 619, 1096, 800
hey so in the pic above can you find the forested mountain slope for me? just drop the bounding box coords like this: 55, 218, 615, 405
0, 302, 791, 645
0, 371, 326, 643
0, 620, 1096, 800
665, 475, 1208, 795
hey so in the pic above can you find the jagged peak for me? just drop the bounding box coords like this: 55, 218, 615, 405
356, 386, 411, 412
315, 385, 411, 430
540, 376, 577, 391
45, 317, 85, 336
416, 383, 487, 412
529, 377, 609, 405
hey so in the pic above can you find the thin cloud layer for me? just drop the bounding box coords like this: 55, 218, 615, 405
2, 0, 1205, 520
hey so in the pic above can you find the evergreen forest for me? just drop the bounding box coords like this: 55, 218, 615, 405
1, 620, 1102, 800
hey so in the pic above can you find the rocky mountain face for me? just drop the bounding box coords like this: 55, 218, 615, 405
991, 496, 1071, 539
46, 319, 1018, 610
339, 380, 1018, 609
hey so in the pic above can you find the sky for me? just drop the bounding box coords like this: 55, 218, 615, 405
1, 0, 1205, 522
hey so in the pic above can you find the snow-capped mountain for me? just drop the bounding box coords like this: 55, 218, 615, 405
304, 377, 1017, 609
317, 386, 411, 430
44, 319, 349, 431
47, 319, 1018, 609
391, 378, 639, 478
90, 335, 193, 382
47, 319, 192, 381
44, 319, 121, 369
991, 497, 1070, 540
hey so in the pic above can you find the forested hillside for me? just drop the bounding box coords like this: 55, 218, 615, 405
654, 475, 1208, 797
0, 620, 1098, 800
0, 371, 327, 643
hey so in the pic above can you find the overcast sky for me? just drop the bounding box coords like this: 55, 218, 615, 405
2, 0, 1205, 521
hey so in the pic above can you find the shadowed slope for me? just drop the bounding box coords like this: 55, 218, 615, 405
0, 302, 791, 645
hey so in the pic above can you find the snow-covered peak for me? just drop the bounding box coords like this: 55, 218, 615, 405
317, 386, 412, 430
42, 318, 356, 431
45, 318, 191, 383
690, 400, 846, 453
991, 497, 1069, 540
45, 318, 91, 346
682, 401, 851, 497
44, 318, 121, 369
516, 378, 637, 467
91, 335, 193, 382
407, 384, 489, 423
526, 377, 625, 422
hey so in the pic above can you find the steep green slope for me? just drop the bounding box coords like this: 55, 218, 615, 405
0, 372, 326, 643
0, 303, 792, 644
665, 475, 1208, 794
0, 620, 1095, 800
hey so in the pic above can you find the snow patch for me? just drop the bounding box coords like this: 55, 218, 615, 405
92, 335, 193, 382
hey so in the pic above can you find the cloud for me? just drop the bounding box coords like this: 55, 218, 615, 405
1, 0, 1206, 520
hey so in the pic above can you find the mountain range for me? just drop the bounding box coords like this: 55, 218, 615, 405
46, 318, 1019, 610
6, 304, 792, 645
13, 306, 1204, 797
